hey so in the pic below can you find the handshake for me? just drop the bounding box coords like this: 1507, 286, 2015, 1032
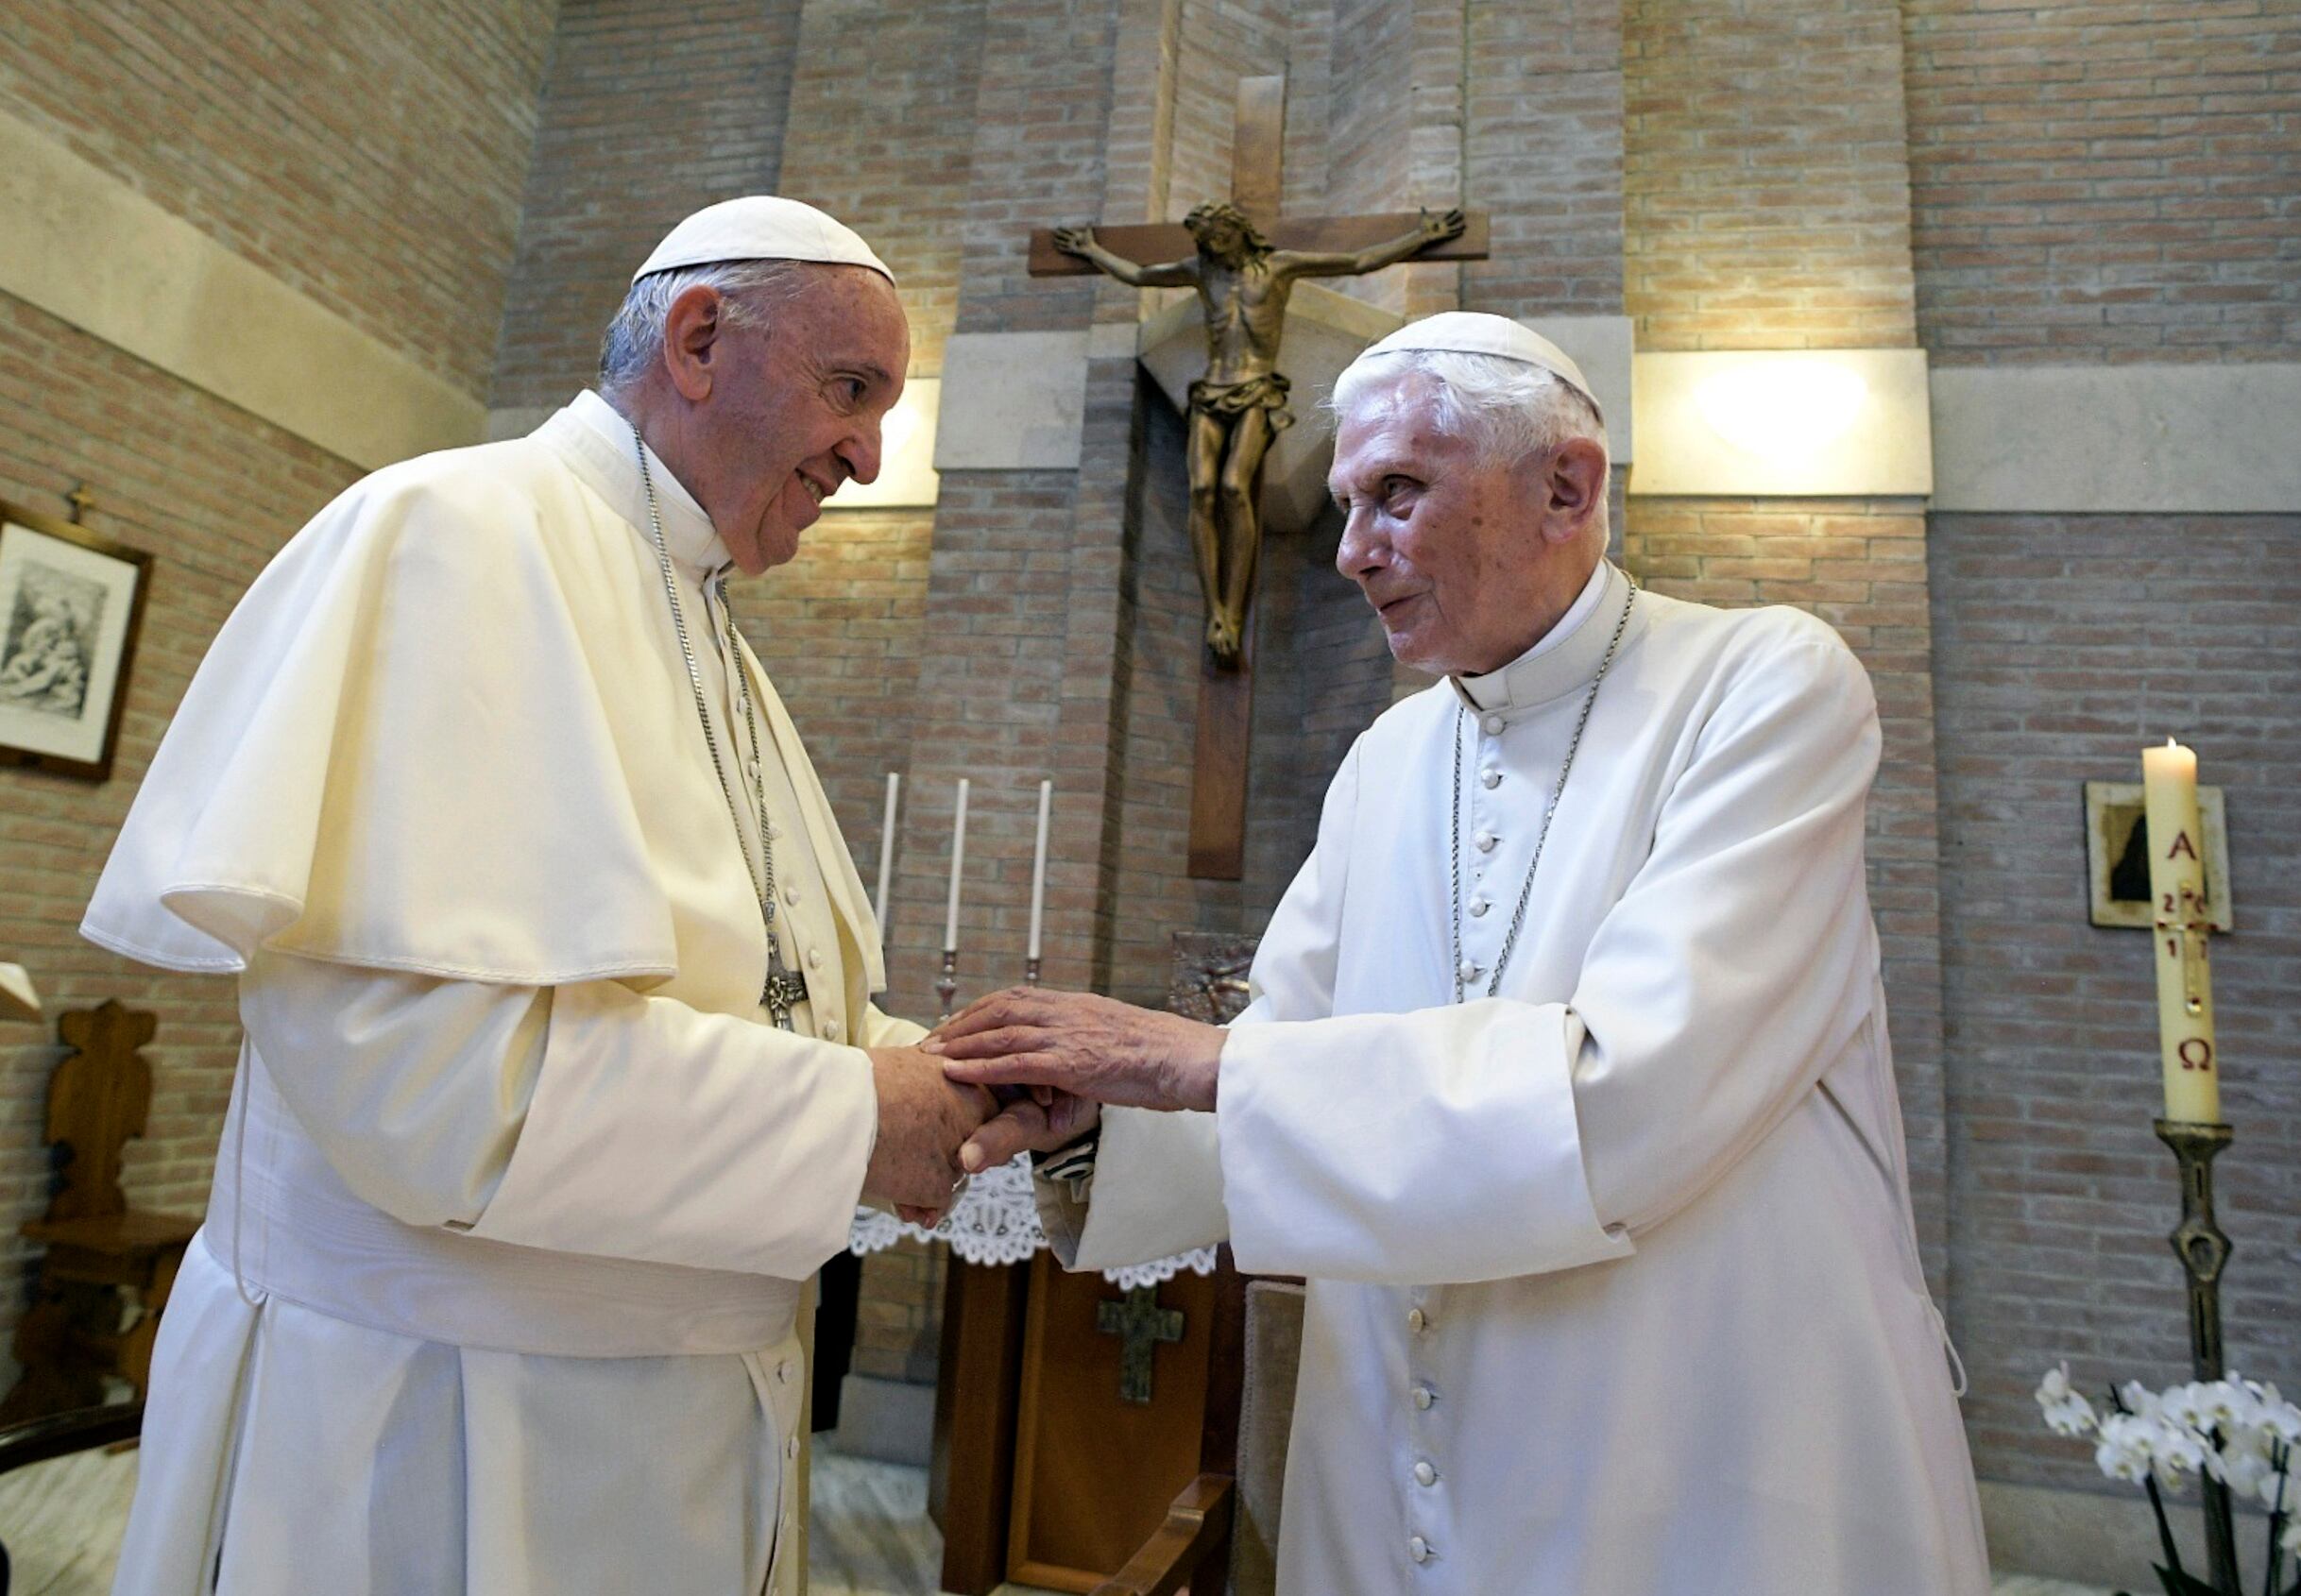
857, 986, 1229, 1223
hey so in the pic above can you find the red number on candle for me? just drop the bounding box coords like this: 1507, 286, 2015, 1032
2177, 1038, 2213, 1072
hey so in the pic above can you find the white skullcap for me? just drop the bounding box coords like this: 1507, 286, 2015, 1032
632, 195, 895, 284
1354, 311, 1600, 423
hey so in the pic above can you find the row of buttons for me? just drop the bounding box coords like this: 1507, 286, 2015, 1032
1407, 1302, 1440, 1568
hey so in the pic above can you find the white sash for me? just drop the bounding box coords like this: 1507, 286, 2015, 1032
209, 1046, 802, 1358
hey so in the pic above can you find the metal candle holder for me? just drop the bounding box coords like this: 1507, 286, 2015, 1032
936, 949, 959, 1022
2154, 1117, 2241, 1595
1024, 956, 1042, 988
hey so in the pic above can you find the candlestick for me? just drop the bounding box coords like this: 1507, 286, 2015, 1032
936, 948, 960, 1021
874, 773, 899, 933
1027, 779, 1053, 962
1024, 956, 1042, 988
944, 777, 969, 953
2155, 1119, 2241, 1593
2142, 740, 2218, 1124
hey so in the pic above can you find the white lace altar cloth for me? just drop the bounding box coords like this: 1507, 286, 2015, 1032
846, 1160, 1218, 1291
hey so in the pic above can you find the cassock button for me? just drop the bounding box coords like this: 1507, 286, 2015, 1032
786, 1435, 800, 1460
1455, 959, 1478, 985
1469, 898, 1490, 918
820, 1017, 843, 1041
1412, 1384, 1436, 1411
1414, 1460, 1438, 1487
1479, 713, 1505, 736
784, 885, 802, 907
1479, 767, 1502, 790
777, 1360, 795, 1384
1408, 1535, 1432, 1564
1407, 1307, 1428, 1334
1474, 829, 1497, 853
807, 947, 823, 970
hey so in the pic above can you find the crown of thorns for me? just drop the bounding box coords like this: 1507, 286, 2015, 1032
1185, 201, 1272, 252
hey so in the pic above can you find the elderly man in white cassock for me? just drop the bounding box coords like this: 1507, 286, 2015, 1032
80, 198, 993, 1595
931, 312, 1991, 1595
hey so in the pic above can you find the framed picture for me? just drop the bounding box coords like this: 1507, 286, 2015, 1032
2084, 780, 2234, 932
0, 500, 152, 782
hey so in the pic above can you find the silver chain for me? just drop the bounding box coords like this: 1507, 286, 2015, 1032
1450, 576, 1637, 1004
632, 426, 797, 1017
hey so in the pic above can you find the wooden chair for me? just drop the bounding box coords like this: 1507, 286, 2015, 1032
0, 1002, 200, 1422
1092, 1278, 1305, 1596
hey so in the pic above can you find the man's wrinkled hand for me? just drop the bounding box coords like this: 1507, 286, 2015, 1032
922, 987, 1225, 1114
861, 1046, 996, 1214
957, 1089, 1100, 1178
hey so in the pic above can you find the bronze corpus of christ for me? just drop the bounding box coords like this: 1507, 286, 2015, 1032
1052, 201, 1466, 667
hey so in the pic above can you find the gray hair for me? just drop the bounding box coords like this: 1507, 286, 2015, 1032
1329, 348, 1609, 470
597, 258, 815, 398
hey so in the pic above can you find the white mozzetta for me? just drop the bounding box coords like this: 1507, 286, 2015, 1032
1630, 347, 1934, 497
933, 331, 1092, 469
1041, 564, 1986, 1596
0, 108, 483, 470
1929, 363, 2301, 514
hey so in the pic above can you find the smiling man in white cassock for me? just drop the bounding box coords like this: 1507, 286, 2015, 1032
81, 198, 995, 1596
930, 313, 1991, 1595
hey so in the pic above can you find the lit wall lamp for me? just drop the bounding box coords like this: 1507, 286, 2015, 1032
0, 961, 41, 1023
824, 375, 942, 510
1628, 348, 1932, 498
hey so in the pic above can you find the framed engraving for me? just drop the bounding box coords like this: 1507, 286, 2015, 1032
2084, 780, 2233, 931
0, 501, 151, 782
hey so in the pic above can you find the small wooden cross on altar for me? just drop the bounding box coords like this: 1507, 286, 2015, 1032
1096, 1284, 1186, 1404
1031, 76, 1486, 877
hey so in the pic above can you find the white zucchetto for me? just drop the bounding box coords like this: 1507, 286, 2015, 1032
632, 196, 895, 285
1355, 311, 1601, 422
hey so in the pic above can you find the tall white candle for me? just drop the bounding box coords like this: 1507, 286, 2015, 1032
874, 773, 899, 931
944, 777, 969, 952
1028, 780, 1054, 960
2141, 739, 2219, 1124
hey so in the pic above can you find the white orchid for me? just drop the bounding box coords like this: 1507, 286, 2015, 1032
2036, 1363, 2100, 1437
2121, 1379, 2163, 1423
2160, 1381, 2211, 1432
2150, 1418, 2210, 1486
2095, 1413, 2158, 1484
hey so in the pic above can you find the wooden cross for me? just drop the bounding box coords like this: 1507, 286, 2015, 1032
1095, 1284, 1185, 1404
1030, 76, 1487, 878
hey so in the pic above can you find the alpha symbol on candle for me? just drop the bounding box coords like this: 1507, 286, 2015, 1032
2167, 830, 2198, 861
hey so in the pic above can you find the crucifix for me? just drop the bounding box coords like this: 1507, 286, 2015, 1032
1095, 1284, 1186, 1405
1031, 76, 1487, 877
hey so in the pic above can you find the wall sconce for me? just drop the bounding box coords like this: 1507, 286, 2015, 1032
1, 961, 41, 1022
1630, 348, 1932, 498
826, 375, 942, 510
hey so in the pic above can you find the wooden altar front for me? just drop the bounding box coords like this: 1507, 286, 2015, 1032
929, 933, 1255, 1594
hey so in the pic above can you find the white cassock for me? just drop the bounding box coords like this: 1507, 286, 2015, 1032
82, 390, 921, 1596
1039, 561, 1989, 1596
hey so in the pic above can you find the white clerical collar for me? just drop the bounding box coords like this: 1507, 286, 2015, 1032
1452, 559, 1626, 715
537, 390, 733, 577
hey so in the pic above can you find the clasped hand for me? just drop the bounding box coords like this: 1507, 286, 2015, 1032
922, 987, 1226, 1174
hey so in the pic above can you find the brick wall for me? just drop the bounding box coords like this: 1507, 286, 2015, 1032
1931, 511, 2301, 1486
1624, 0, 1919, 350
1904, 0, 2301, 365
0, 0, 556, 1384
3, 0, 555, 399
491, 0, 806, 411
0, 295, 364, 1326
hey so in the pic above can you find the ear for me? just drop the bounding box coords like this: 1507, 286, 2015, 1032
1541, 436, 1609, 546
660, 283, 728, 402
